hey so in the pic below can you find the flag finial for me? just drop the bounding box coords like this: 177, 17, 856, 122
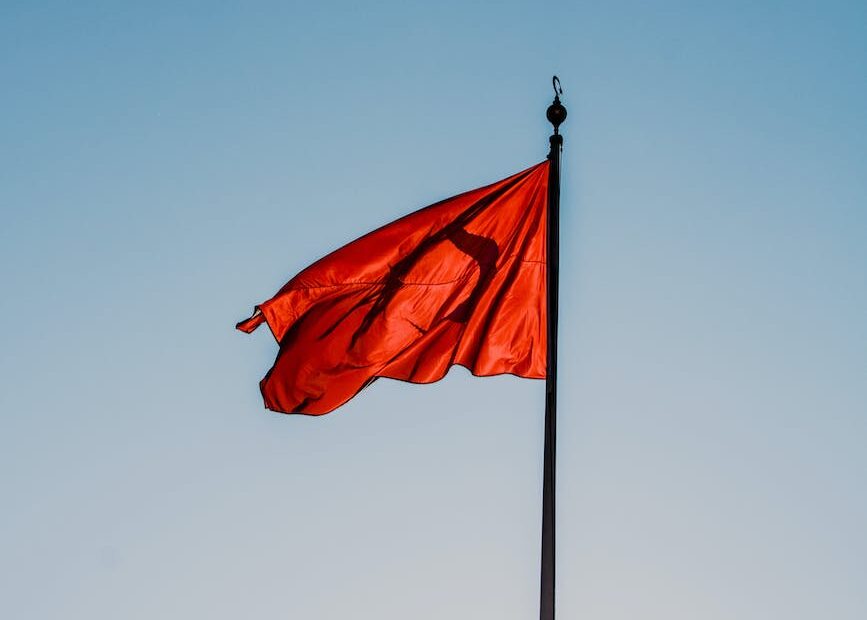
546, 76, 567, 135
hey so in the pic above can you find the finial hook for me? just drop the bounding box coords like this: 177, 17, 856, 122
552, 75, 563, 99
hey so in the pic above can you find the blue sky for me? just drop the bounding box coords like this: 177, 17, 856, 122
2, 1, 865, 618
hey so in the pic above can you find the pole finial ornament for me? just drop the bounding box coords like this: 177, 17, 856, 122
546, 75, 567, 135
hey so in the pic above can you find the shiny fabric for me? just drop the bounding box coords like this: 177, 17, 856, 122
237, 161, 549, 414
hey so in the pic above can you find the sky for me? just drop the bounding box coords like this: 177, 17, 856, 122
1, 1, 866, 618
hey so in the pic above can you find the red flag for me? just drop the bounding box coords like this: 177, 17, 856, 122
238, 161, 549, 414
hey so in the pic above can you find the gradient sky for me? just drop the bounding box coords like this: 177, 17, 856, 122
2, 1, 865, 619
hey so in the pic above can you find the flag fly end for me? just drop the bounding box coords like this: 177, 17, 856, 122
236, 308, 264, 333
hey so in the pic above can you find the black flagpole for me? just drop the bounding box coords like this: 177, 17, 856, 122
541, 76, 566, 620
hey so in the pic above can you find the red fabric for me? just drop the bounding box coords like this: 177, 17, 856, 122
238, 161, 549, 414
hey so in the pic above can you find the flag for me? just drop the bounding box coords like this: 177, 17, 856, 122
237, 161, 549, 414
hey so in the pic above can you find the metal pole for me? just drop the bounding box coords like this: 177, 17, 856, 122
541, 76, 566, 620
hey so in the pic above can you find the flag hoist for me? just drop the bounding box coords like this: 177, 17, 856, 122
237, 78, 566, 620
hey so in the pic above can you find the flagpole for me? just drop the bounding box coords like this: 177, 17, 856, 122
541, 76, 566, 620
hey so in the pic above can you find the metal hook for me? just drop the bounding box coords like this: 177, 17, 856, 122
552, 76, 563, 98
